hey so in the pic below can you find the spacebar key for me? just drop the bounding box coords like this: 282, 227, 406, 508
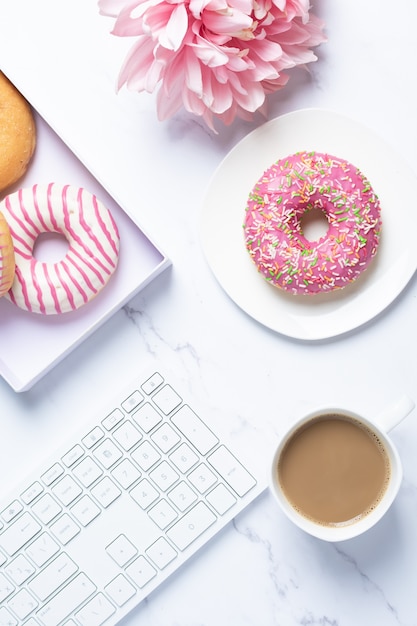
166, 502, 216, 550
37, 573, 96, 626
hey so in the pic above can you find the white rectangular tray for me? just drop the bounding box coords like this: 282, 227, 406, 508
0, 111, 170, 392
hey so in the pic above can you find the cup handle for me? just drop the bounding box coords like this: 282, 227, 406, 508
376, 395, 415, 433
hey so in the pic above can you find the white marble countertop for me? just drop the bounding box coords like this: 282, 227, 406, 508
1, 0, 417, 624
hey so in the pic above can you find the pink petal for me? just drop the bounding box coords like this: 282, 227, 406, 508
118, 36, 156, 89
183, 88, 206, 115
184, 48, 203, 95
156, 80, 184, 119
203, 9, 253, 36
207, 74, 233, 113
233, 80, 265, 111
191, 38, 230, 67
247, 56, 279, 81
274, 0, 310, 20
229, 0, 254, 15
224, 49, 253, 72
222, 67, 248, 95
270, 0, 286, 10
189, 0, 227, 18
112, 1, 149, 36
262, 72, 289, 93
144, 3, 181, 36
161, 49, 187, 95
159, 3, 189, 50
250, 38, 283, 62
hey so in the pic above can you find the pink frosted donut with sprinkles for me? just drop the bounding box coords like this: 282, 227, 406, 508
0, 183, 120, 314
243, 151, 382, 295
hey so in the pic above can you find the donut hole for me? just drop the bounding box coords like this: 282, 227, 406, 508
300, 206, 330, 242
33, 232, 70, 262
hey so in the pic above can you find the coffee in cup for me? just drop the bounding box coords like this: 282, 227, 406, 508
278, 413, 390, 526
270, 397, 414, 541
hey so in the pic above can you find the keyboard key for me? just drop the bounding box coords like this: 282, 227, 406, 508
0, 607, 17, 625
1, 500, 23, 523
188, 463, 217, 494
62, 444, 84, 468
133, 403, 162, 433
106, 534, 137, 567
41, 463, 64, 486
0, 512, 41, 556
168, 481, 198, 512
121, 390, 144, 413
166, 502, 217, 551
169, 442, 199, 473
75, 592, 115, 626
93, 439, 123, 469
22, 618, 40, 626
31, 494, 62, 524
21, 481, 44, 505
126, 556, 156, 589
149, 461, 179, 492
72, 456, 103, 488
148, 499, 177, 529
8, 588, 38, 619
102, 408, 124, 431
111, 458, 141, 489
4, 554, 35, 585
82, 427, 104, 449
130, 479, 159, 510
152, 385, 182, 415
36, 572, 96, 626
207, 445, 256, 497
141, 372, 164, 395
70, 495, 101, 527
50, 514, 80, 546
105, 574, 136, 606
29, 553, 78, 601
0, 572, 15, 601
51, 475, 83, 506
131, 441, 161, 471
146, 537, 177, 569
113, 421, 143, 451
206, 484, 237, 515
171, 406, 219, 454
25, 532, 60, 567
91, 477, 121, 508
151, 423, 181, 453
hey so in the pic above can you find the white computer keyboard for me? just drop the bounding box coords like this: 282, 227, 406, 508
0, 369, 266, 626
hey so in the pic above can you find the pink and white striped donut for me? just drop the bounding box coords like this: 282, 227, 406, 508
0, 183, 120, 314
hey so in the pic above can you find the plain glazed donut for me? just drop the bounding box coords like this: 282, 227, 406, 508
0, 72, 36, 193
0, 183, 120, 314
0, 210, 15, 297
243, 151, 382, 295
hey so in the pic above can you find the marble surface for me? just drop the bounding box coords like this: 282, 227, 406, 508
1, 0, 417, 624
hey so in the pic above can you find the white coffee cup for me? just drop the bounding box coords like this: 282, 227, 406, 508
270, 395, 415, 541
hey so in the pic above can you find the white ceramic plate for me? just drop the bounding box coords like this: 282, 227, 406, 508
200, 108, 417, 340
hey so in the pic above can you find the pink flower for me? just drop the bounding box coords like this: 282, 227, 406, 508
98, 0, 326, 129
